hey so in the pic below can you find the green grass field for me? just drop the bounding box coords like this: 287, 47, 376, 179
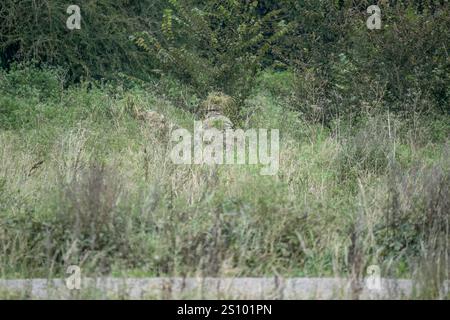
0, 65, 449, 299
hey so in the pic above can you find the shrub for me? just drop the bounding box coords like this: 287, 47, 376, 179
348, 3, 450, 112
0, 63, 64, 129
279, 1, 449, 121
0, 61, 63, 100
132, 0, 293, 100
0, 0, 164, 81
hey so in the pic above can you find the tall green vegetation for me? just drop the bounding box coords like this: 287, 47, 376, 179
129, 0, 448, 118
1, 1, 448, 118
131, 0, 293, 99
0, 66, 448, 299
0, 0, 164, 81
270, 0, 450, 121
0, 1, 449, 299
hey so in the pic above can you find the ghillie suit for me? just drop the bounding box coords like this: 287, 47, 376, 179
136, 109, 178, 145
200, 92, 235, 131
199, 93, 243, 166
125, 94, 175, 141
134, 109, 169, 132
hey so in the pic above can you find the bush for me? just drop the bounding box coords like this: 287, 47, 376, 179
278, 1, 450, 121
0, 62, 63, 100
132, 0, 293, 100
0, 0, 164, 81
348, 3, 450, 112
0, 63, 64, 129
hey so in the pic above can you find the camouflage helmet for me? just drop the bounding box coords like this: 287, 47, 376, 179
200, 92, 235, 115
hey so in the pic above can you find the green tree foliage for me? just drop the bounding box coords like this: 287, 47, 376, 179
0, 0, 165, 81
352, 3, 450, 111
131, 0, 294, 99
1, 0, 448, 118
272, 0, 449, 121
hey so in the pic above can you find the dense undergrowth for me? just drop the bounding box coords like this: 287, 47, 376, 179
0, 0, 449, 299
0, 65, 448, 298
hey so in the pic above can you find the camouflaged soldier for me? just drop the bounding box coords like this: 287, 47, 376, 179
201, 92, 234, 131
132, 107, 175, 141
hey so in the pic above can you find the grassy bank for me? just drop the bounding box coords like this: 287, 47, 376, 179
0, 66, 449, 298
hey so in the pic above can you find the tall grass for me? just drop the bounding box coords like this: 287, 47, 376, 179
0, 67, 448, 298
